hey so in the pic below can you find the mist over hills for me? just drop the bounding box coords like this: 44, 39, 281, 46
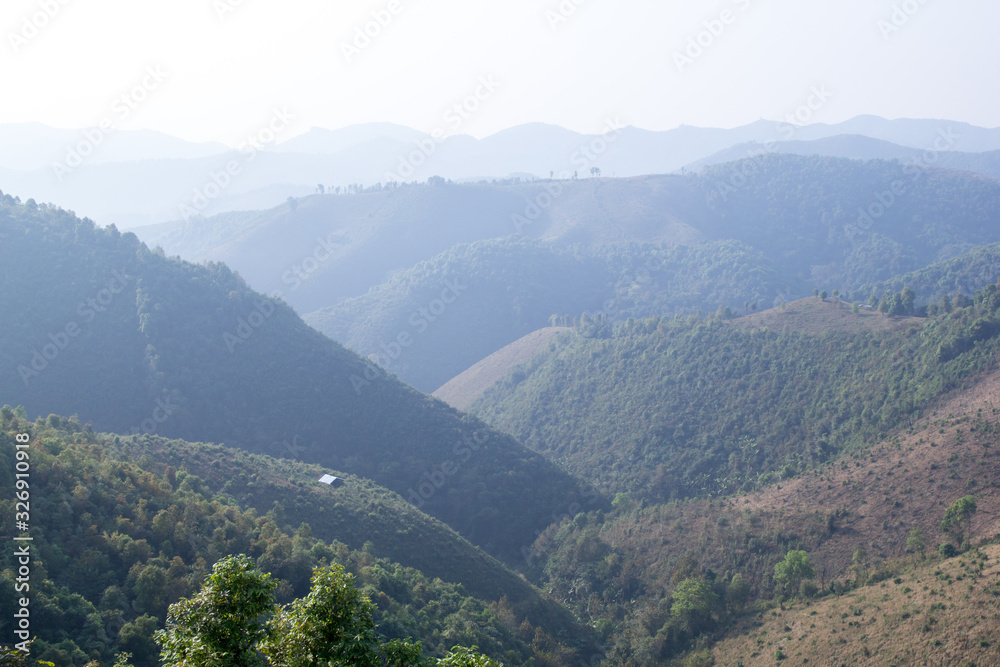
4, 115, 1000, 227
135, 153, 1000, 390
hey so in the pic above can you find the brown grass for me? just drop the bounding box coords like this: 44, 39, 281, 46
711, 544, 1000, 666
731, 297, 925, 336
432, 327, 572, 410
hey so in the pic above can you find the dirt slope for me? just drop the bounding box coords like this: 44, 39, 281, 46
432, 327, 572, 410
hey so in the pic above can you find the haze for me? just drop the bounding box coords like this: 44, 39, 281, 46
3, 0, 998, 146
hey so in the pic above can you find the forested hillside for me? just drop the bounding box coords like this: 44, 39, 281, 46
507, 354, 1000, 665
471, 285, 1000, 502
0, 195, 599, 564
0, 415, 596, 666
305, 238, 786, 391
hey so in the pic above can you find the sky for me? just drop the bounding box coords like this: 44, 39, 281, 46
2, 0, 998, 147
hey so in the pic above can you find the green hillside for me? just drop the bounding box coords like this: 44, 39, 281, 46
0, 195, 600, 564
305, 238, 788, 391
0, 415, 594, 666
471, 284, 1000, 502
858, 241, 1000, 307
137, 156, 1000, 322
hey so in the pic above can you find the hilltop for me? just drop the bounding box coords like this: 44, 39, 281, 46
731, 296, 924, 335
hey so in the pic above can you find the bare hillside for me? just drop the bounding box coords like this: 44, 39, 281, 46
433, 327, 572, 411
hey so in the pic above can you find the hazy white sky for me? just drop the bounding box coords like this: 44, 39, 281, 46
2, 0, 998, 145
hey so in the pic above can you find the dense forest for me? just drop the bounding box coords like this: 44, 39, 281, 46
0, 195, 598, 564
0, 414, 596, 666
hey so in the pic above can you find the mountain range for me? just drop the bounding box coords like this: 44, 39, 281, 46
4, 115, 999, 227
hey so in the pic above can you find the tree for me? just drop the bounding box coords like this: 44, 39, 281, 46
262, 564, 394, 667
900, 287, 916, 313
941, 496, 978, 548
819, 290, 828, 301
851, 548, 869, 586
725, 573, 750, 612
157, 556, 500, 667
670, 576, 719, 635
774, 550, 815, 596
156, 555, 277, 667
905, 528, 927, 561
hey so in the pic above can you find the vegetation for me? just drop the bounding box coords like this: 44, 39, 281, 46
0, 416, 593, 666
156, 555, 500, 667
306, 238, 788, 391
472, 282, 1000, 500
0, 196, 597, 564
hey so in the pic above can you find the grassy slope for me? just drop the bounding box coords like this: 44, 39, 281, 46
711, 544, 1000, 666
730, 296, 925, 335
432, 327, 573, 408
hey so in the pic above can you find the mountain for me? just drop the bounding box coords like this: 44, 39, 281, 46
687, 134, 1000, 181
303, 237, 789, 391
4, 116, 1000, 227
0, 195, 601, 564
0, 416, 595, 666
0, 122, 228, 171
432, 328, 572, 410
468, 284, 1000, 502
511, 306, 1000, 666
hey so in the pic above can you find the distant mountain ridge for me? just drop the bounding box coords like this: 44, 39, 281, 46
3, 116, 999, 227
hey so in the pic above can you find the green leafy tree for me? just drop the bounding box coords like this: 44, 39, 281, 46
262, 564, 405, 667
155, 555, 277, 667
670, 577, 719, 634
941, 496, 978, 548
773, 550, 815, 596
157, 556, 502, 667
905, 528, 927, 561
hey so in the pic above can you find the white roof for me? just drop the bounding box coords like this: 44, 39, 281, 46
318, 474, 337, 485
